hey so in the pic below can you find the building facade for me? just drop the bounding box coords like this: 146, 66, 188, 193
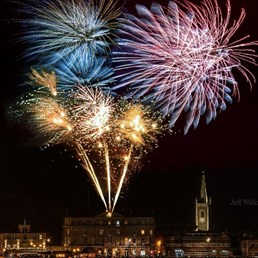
0, 220, 48, 256
165, 232, 232, 257
241, 239, 258, 257
62, 212, 155, 257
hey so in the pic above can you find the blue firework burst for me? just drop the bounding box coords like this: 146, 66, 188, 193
54, 52, 115, 92
18, 0, 122, 64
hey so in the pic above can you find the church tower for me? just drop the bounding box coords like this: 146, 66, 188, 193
195, 172, 211, 231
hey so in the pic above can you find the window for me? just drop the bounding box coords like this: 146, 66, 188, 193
39, 235, 42, 240
116, 221, 120, 226
108, 235, 112, 244
199, 210, 206, 223
141, 230, 145, 235
116, 238, 121, 245
125, 238, 131, 247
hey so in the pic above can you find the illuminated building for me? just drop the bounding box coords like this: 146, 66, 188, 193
0, 220, 48, 255
62, 212, 155, 257
195, 172, 211, 231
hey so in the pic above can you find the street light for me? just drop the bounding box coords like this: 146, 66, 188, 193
156, 240, 162, 256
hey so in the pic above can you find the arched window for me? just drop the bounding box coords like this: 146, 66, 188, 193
199, 210, 206, 223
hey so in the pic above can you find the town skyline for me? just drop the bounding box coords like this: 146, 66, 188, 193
0, 0, 258, 240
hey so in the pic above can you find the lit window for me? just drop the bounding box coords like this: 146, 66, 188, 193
199, 210, 206, 223
141, 230, 145, 235
39, 235, 42, 240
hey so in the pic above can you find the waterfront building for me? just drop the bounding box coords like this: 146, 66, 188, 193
0, 220, 48, 256
62, 212, 155, 257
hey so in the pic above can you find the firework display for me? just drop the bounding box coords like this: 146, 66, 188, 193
55, 54, 114, 92
10, 69, 165, 213
113, 0, 258, 134
8, 0, 257, 214
18, 0, 121, 64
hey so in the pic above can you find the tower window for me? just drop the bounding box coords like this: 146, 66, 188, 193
199, 210, 206, 223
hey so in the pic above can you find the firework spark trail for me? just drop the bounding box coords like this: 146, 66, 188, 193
18, 0, 121, 64
109, 103, 162, 211
75, 142, 108, 210
68, 88, 164, 212
103, 142, 112, 212
112, 0, 258, 134
112, 144, 133, 212
70, 89, 163, 212
68, 86, 115, 211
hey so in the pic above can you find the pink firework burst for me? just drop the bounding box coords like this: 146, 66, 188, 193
113, 0, 258, 134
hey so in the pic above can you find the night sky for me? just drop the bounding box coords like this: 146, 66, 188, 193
0, 0, 258, 243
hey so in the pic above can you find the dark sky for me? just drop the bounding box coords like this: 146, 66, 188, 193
0, 0, 258, 243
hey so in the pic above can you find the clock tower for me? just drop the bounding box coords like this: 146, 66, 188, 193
195, 172, 211, 231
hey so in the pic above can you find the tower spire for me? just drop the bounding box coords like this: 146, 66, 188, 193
195, 171, 211, 231
200, 171, 208, 203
